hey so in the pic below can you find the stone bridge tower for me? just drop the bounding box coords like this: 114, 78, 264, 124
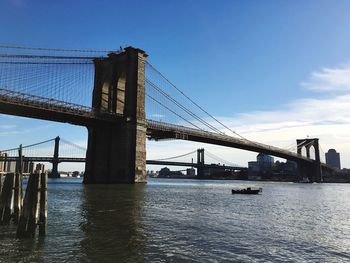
296, 138, 322, 182
84, 47, 147, 184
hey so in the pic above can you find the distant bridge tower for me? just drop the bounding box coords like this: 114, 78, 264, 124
197, 148, 205, 178
50, 136, 60, 178
296, 138, 322, 182
84, 47, 148, 184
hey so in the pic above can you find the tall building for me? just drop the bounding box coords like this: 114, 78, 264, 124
257, 153, 274, 169
325, 149, 341, 169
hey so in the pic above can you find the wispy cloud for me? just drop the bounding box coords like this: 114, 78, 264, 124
149, 61, 350, 168
0, 124, 17, 130
0, 124, 53, 136
301, 64, 350, 92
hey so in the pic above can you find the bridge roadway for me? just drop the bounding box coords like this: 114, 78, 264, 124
0, 156, 246, 170
146, 120, 314, 164
0, 87, 316, 165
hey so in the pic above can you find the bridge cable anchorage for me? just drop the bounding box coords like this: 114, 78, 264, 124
146, 79, 225, 135
146, 62, 247, 140
146, 94, 204, 131
152, 150, 197, 161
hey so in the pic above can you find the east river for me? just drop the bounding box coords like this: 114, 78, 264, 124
0, 178, 350, 262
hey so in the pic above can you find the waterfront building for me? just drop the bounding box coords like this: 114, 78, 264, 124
325, 149, 341, 169
257, 153, 274, 169
186, 168, 195, 176
247, 161, 261, 179
158, 167, 184, 178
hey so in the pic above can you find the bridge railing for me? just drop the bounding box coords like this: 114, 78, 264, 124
0, 87, 94, 116
0, 87, 125, 122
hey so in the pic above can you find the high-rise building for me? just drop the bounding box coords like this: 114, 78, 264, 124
257, 153, 274, 169
325, 149, 341, 169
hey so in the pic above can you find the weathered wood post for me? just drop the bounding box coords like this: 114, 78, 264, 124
13, 173, 23, 223
0, 173, 3, 196
38, 172, 47, 236
16, 144, 23, 175
12, 144, 24, 224
16, 173, 41, 237
0, 173, 15, 223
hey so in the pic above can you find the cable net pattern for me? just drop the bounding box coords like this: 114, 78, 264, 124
0, 46, 97, 108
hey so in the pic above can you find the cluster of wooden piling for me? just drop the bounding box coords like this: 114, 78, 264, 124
0, 172, 47, 238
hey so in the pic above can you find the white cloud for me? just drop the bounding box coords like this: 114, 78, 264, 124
301, 64, 350, 92
149, 61, 350, 169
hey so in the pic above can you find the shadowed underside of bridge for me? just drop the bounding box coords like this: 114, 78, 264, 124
0, 94, 313, 164
0, 45, 327, 183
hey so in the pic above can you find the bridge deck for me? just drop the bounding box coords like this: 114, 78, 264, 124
146, 120, 313, 163
0, 88, 123, 126
0, 88, 313, 164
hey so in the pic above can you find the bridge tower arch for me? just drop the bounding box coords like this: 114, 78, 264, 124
84, 47, 148, 184
296, 138, 322, 182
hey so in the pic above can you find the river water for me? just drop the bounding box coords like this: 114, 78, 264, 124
0, 178, 350, 262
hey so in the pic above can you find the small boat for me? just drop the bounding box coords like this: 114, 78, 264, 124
231, 187, 262, 195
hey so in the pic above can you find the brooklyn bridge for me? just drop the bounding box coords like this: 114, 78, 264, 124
0, 45, 334, 183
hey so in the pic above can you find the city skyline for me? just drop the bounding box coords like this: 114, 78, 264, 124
0, 0, 350, 169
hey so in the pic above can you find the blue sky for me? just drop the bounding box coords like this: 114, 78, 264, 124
1, 0, 350, 170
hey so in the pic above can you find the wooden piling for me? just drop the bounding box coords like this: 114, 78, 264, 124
13, 173, 23, 224
0, 174, 3, 219
38, 172, 47, 236
17, 144, 23, 174
0, 173, 3, 197
0, 173, 15, 224
16, 173, 41, 238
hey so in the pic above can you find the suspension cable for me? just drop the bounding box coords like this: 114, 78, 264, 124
60, 138, 87, 151
205, 150, 239, 167
0, 45, 117, 53
146, 79, 224, 135
152, 150, 197, 161
146, 94, 204, 131
147, 62, 247, 139
0, 138, 55, 152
